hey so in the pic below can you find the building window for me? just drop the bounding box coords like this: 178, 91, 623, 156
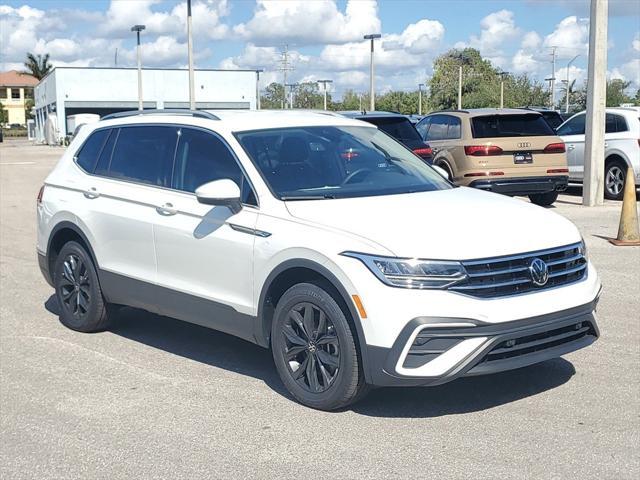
11, 88, 21, 100
24, 88, 34, 99
0, 88, 7, 99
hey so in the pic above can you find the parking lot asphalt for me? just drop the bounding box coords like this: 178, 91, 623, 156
1, 138, 639, 480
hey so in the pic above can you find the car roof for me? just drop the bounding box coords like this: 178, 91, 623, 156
94, 109, 373, 133
339, 110, 408, 119
427, 108, 543, 117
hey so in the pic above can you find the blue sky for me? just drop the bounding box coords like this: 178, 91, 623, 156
1, 0, 638, 98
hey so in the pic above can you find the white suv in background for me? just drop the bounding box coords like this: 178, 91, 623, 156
37, 110, 601, 410
557, 107, 640, 200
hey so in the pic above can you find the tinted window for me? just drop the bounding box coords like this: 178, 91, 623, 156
415, 117, 431, 139
557, 114, 586, 136
173, 128, 256, 205
539, 111, 564, 129
446, 116, 461, 139
76, 129, 109, 173
236, 126, 451, 200
472, 114, 555, 138
95, 129, 118, 176
107, 126, 177, 187
606, 113, 628, 133
426, 115, 448, 141
360, 117, 422, 142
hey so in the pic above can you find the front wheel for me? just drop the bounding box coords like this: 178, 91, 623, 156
271, 283, 367, 410
529, 191, 559, 206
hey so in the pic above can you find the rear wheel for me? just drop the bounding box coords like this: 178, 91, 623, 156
529, 191, 559, 206
271, 283, 367, 410
53, 241, 112, 332
604, 160, 626, 200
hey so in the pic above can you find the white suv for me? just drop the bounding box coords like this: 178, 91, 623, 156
557, 107, 640, 200
37, 109, 601, 410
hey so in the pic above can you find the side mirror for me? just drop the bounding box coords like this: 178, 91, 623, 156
432, 165, 450, 180
195, 179, 242, 212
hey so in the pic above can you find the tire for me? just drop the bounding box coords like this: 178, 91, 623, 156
53, 241, 112, 332
529, 191, 559, 206
271, 282, 367, 410
604, 160, 626, 200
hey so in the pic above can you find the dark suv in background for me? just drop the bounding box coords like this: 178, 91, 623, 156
339, 111, 433, 163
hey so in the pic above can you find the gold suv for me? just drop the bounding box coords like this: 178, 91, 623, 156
416, 109, 569, 206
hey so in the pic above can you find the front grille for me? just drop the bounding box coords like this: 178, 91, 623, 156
482, 320, 596, 363
450, 243, 587, 298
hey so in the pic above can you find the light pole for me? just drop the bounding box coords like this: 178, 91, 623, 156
187, 0, 195, 110
285, 83, 297, 109
499, 71, 509, 109
317, 79, 333, 110
364, 33, 381, 111
418, 83, 424, 115
565, 54, 580, 114
457, 65, 463, 110
131, 24, 146, 111
255, 69, 264, 110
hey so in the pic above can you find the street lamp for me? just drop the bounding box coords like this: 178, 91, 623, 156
363, 33, 381, 111
131, 24, 146, 111
565, 54, 580, 114
317, 79, 333, 110
418, 83, 425, 115
499, 71, 509, 109
187, 0, 195, 110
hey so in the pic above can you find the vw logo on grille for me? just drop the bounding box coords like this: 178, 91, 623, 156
528, 258, 549, 287
517, 142, 531, 148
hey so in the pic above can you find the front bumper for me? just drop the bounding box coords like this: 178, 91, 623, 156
364, 297, 600, 387
469, 175, 568, 196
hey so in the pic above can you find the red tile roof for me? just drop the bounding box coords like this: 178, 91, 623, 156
0, 70, 39, 87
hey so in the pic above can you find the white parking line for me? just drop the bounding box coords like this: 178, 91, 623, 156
0, 162, 36, 165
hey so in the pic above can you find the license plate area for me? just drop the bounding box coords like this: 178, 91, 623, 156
514, 152, 533, 164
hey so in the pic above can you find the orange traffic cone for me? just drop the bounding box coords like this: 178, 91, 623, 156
609, 166, 640, 246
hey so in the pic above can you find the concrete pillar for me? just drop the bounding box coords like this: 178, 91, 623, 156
583, 0, 608, 206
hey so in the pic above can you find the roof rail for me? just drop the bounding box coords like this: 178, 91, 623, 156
436, 109, 470, 114
101, 109, 220, 121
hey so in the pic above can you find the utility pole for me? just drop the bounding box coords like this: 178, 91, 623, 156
278, 45, 293, 109
131, 24, 146, 111
583, 0, 608, 207
418, 83, 424, 115
255, 69, 264, 110
565, 55, 580, 114
457, 65, 463, 110
187, 0, 195, 110
364, 34, 381, 111
499, 71, 508, 109
317, 79, 333, 110
550, 46, 557, 109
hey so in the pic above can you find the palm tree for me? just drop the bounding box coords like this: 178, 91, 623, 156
23, 53, 52, 80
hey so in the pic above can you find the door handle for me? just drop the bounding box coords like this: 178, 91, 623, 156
604, 143, 608, 148
567, 145, 575, 151
83, 187, 100, 199
156, 203, 177, 216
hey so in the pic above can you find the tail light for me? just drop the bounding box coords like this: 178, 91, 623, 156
37, 185, 44, 205
543, 142, 566, 153
413, 146, 433, 158
464, 171, 505, 177
464, 145, 503, 156
547, 168, 569, 174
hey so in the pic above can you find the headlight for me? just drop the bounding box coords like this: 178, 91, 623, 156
341, 252, 468, 289
579, 238, 588, 260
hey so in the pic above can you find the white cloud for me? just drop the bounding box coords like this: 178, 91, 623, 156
543, 16, 589, 58
382, 19, 444, 54
521, 31, 542, 50
233, 0, 380, 46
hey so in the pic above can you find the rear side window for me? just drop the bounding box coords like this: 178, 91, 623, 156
173, 128, 257, 206
472, 114, 555, 138
75, 129, 109, 173
557, 114, 586, 136
446, 116, 461, 139
107, 126, 178, 187
415, 117, 431, 139
605, 113, 628, 133
362, 117, 422, 142
425, 115, 448, 141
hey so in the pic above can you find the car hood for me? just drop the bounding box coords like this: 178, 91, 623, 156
284, 187, 580, 260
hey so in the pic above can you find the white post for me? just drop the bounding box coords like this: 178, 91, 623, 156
583, 0, 608, 207
136, 35, 143, 110
457, 66, 463, 110
187, 0, 195, 110
500, 80, 504, 109
418, 84, 423, 115
369, 39, 375, 111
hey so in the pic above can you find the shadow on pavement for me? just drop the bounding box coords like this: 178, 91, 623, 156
45, 295, 576, 417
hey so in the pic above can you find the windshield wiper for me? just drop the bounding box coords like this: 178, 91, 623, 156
281, 194, 337, 201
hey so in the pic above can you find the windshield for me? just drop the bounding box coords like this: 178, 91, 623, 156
472, 114, 555, 138
358, 117, 422, 142
235, 126, 451, 200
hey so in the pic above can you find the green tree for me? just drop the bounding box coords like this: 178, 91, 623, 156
0, 101, 8, 125
635, 88, 640, 105
260, 82, 285, 109
606, 79, 632, 107
333, 89, 364, 111
292, 82, 325, 109
23, 53, 52, 80
376, 91, 420, 114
